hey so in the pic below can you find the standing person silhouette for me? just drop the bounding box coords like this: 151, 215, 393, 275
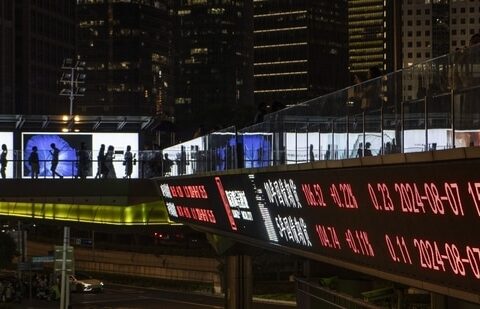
95, 144, 106, 179
364, 142, 373, 156
0, 144, 7, 179
123, 145, 133, 179
162, 153, 173, 176
77, 142, 90, 179
104, 145, 116, 179
356, 142, 363, 158
50, 143, 63, 179
28, 146, 39, 179
325, 145, 331, 160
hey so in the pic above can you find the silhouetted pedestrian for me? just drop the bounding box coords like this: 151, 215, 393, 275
50, 143, 63, 179
364, 142, 372, 156
309, 144, 315, 162
356, 143, 363, 158
28, 146, 39, 179
325, 145, 331, 160
104, 145, 116, 179
123, 145, 133, 178
95, 144, 106, 179
162, 153, 173, 176
254, 101, 269, 124
0, 144, 7, 179
77, 142, 90, 179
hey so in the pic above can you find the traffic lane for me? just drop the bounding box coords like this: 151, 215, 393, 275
71, 283, 296, 309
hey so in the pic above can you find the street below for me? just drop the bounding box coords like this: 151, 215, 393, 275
11, 283, 295, 309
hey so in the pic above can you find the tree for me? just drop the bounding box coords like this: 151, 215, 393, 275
0, 232, 17, 269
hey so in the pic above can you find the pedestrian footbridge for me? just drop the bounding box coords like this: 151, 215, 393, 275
2, 46, 480, 305
0, 179, 170, 225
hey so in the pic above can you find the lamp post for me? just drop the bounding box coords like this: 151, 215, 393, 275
59, 58, 86, 116
58, 58, 86, 309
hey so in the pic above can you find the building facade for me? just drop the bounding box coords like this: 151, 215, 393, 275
0, 0, 15, 113
76, 0, 174, 116
15, 0, 76, 115
348, 0, 401, 77
254, 0, 348, 107
173, 0, 254, 137
402, 0, 480, 101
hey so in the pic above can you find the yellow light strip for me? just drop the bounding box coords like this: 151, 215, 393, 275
254, 60, 307, 66
254, 42, 308, 49
254, 10, 307, 18
254, 71, 307, 77
254, 26, 307, 33
254, 88, 308, 93
0, 200, 176, 226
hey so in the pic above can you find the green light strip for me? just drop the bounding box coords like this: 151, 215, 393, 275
0, 200, 177, 226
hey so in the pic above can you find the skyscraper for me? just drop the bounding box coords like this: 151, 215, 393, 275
76, 0, 174, 116
348, 0, 401, 77
0, 0, 15, 113
402, 0, 449, 69
254, 0, 348, 106
15, 0, 76, 115
402, 0, 480, 101
173, 0, 254, 137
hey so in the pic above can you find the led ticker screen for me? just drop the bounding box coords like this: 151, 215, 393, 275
157, 159, 480, 298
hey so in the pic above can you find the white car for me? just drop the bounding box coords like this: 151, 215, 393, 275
69, 273, 104, 293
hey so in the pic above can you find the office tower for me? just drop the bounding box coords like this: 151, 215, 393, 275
15, 1, 76, 115
348, 0, 401, 77
254, 1, 348, 107
0, 0, 15, 113
173, 1, 253, 137
76, 0, 174, 116
402, 0, 449, 69
402, 0, 480, 101
450, 1, 480, 50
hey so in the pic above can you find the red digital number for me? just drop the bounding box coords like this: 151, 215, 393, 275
368, 183, 394, 211
424, 183, 445, 215
444, 183, 464, 216
468, 182, 480, 217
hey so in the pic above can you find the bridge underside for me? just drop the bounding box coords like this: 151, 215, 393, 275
0, 179, 171, 225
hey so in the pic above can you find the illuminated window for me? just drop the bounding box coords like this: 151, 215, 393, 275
208, 8, 225, 15
190, 48, 208, 55
178, 9, 191, 16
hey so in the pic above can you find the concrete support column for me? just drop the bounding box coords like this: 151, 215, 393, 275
431, 293, 447, 309
225, 255, 252, 309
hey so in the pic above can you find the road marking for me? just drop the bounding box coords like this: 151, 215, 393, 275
139, 295, 223, 308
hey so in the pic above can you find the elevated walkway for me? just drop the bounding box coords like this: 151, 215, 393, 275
0, 179, 171, 225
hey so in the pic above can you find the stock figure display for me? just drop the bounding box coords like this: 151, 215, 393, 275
156, 159, 480, 299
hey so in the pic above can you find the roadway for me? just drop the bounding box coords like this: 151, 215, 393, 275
14, 283, 296, 309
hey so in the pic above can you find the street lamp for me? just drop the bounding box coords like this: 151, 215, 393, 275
59, 58, 86, 116
58, 59, 86, 309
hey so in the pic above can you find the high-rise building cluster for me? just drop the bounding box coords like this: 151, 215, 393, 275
1, 0, 75, 115
173, 0, 254, 136
1, 0, 479, 141
254, 0, 348, 106
76, 0, 173, 116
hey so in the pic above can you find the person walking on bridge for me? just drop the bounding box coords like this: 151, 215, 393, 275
0, 144, 7, 179
28, 146, 39, 179
50, 143, 63, 179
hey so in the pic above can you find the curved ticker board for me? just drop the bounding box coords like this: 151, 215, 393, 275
155, 159, 480, 302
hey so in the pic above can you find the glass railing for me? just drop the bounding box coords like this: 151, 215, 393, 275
0, 149, 165, 179
9, 45, 476, 180
161, 44, 480, 177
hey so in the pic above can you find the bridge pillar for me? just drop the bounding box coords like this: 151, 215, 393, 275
430, 293, 447, 309
225, 255, 252, 309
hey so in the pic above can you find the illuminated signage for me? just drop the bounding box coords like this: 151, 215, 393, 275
21, 132, 139, 178
156, 159, 480, 297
